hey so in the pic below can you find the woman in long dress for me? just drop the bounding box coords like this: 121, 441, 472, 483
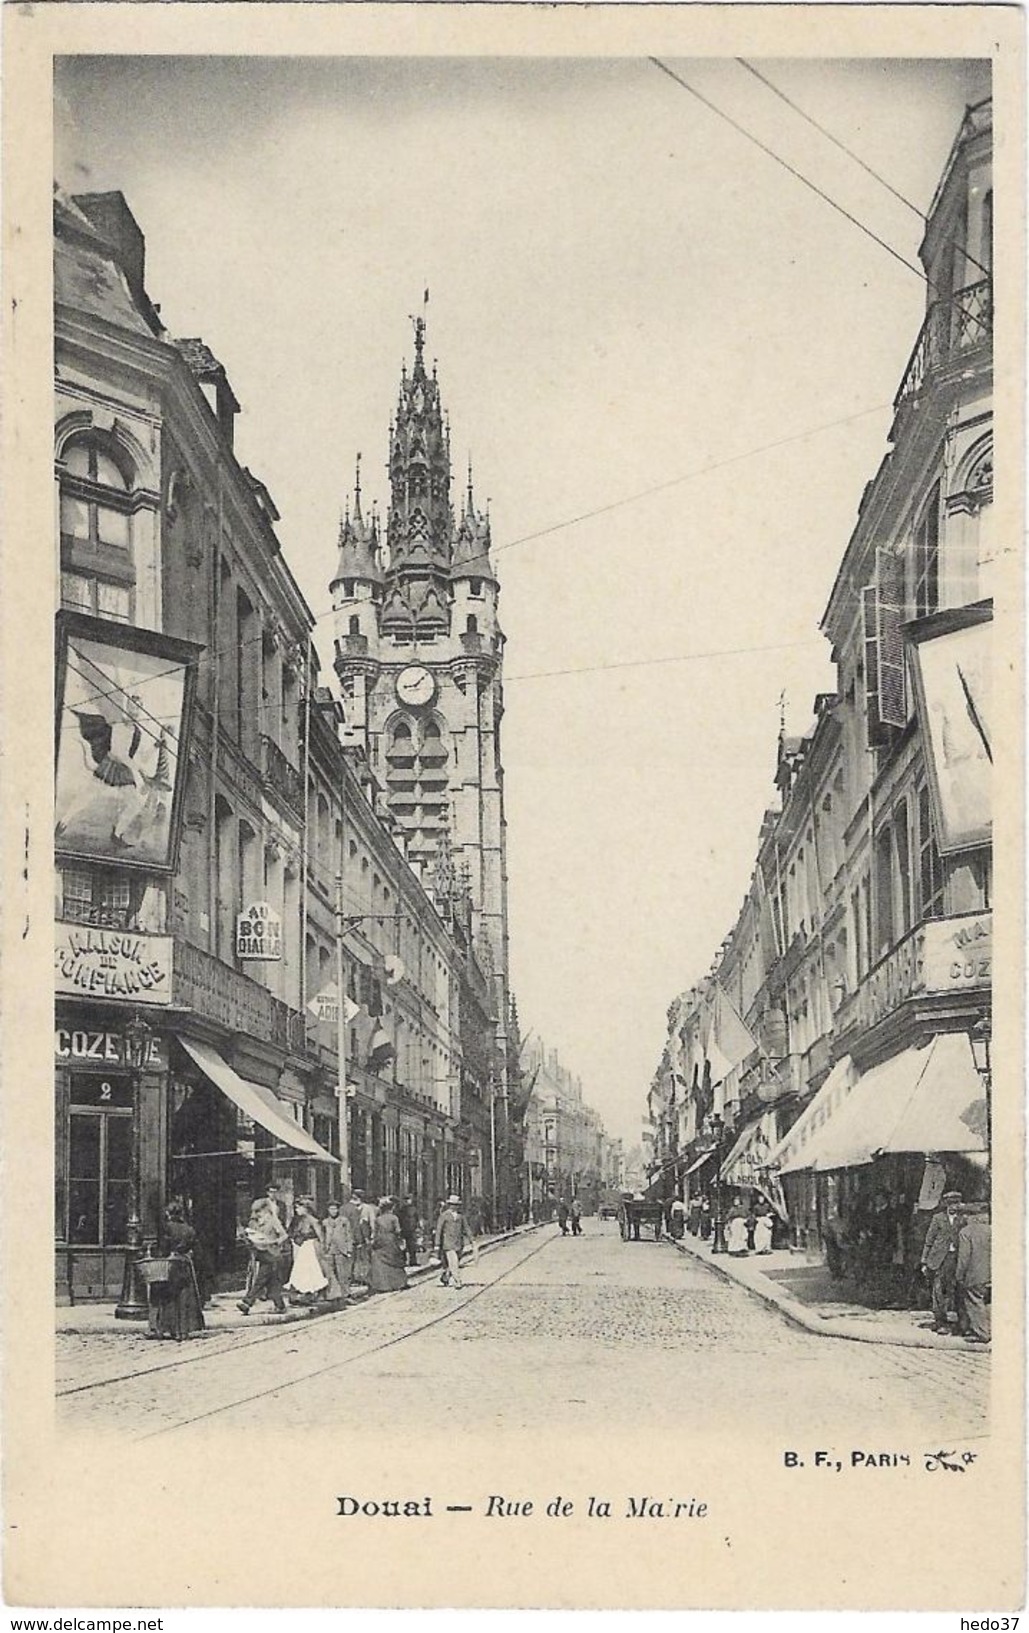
285, 1196, 328, 1303
725, 1199, 750, 1256
369, 1198, 408, 1294
147, 1202, 206, 1340
754, 1205, 775, 1254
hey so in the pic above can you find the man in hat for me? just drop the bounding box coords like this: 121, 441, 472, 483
920, 1189, 963, 1333
435, 1194, 477, 1289
955, 1200, 991, 1344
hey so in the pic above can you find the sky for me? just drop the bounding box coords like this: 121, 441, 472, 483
55, 54, 990, 1144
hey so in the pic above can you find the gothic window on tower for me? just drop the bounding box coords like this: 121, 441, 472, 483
469, 579, 483, 598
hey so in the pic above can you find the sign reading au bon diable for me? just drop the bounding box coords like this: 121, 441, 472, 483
236, 901, 282, 961
55, 922, 173, 1004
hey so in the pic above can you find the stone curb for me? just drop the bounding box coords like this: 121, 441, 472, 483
57, 1224, 542, 1337
670, 1235, 983, 1353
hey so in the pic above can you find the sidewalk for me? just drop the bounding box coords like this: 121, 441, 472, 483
671, 1231, 986, 1351
57, 1222, 541, 1337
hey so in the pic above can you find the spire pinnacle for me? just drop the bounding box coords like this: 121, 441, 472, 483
466, 456, 474, 516
354, 451, 363, 520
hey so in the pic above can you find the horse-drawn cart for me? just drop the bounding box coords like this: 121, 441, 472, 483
618, 1196, 664, 1241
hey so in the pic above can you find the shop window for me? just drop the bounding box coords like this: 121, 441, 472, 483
66, 1098, 132, 1246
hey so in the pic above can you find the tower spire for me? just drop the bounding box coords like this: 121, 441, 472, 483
354, 451, 363, 522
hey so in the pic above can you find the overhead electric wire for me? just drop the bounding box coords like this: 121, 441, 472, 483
492, 399, 891, 556
61, 395, 894, 719
504, 636, 826, 686
734, 57, 925, 221
649, 56, 930, 290
734, 58, 992, 281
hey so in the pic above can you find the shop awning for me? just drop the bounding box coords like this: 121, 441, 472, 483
771, 1055, 858, 1176
720, 1110, 779, 1185
684, 1148, 716, 1176
776, 1035, 986, 1174
875, 1032, 987, 1156
179, 1037, 338, 1164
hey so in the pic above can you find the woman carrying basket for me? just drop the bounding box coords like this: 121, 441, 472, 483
147, 1201, 206, 1341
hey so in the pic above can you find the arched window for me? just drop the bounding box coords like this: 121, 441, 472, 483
59, 436, 135, 622
466, 614, 478, 634
349, 614, 360, 636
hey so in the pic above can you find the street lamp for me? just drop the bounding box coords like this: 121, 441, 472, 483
707, 1112, 728, 1256
969, 1014, 992, 1162
114, 1010, 152, 1320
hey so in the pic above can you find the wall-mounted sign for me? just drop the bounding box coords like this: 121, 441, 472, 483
236, 901, 282, 961
847, 912, 991, 1035
909, 611, 991, 855
55, 611, 200, 875
55, 922, 173, 1005
55, 1026, 168, 1069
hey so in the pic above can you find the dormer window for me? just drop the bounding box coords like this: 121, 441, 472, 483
343, 579, 355, 598
469, 578, 483, 598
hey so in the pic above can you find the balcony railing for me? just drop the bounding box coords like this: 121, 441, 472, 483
173, 939, 309, 1056
894, 279, 992, 411
261, 734, 304, 818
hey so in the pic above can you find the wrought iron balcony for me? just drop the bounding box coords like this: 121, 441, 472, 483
894, 279, 992, 411
261, 734, 304, 818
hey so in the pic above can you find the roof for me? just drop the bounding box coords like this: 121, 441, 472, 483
54, 187, 157, 339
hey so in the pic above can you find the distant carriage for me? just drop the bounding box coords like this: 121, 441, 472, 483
618, 1195, 664, 1242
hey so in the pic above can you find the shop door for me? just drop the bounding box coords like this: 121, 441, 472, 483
65, 1081, 133, 1299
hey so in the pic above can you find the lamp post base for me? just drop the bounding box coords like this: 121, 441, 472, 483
114, 1220, 149, 1321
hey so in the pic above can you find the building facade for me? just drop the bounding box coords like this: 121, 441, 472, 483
641, 99, 994, 1282
54, 190, 511, 1302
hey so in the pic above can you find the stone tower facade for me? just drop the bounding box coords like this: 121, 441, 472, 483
331, 315, 510, 1082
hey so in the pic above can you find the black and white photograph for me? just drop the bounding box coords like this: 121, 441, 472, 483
2, 2, 1023, 1614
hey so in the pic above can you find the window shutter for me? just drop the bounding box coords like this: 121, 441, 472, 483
862, 585, 886, 746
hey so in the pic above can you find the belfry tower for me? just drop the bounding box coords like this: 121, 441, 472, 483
331, 313, 509, 1067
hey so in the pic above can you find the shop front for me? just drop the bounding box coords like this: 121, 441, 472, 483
55, 1007, 171, 1303
770, 1030, 989, 1301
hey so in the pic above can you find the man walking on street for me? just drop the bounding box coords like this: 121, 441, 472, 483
238, 1196, 289, 1315
956, 1200, 991, 1345
920, 1189, 963, 1333
557, 1199, 569, 1236
570, 1196, 583, 1236
435, 1194, 477, 1289
397, 1194, 420, 1267
321, 1199, 355, 1305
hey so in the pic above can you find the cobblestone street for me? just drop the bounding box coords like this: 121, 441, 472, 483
59, 1222, 989, 1443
